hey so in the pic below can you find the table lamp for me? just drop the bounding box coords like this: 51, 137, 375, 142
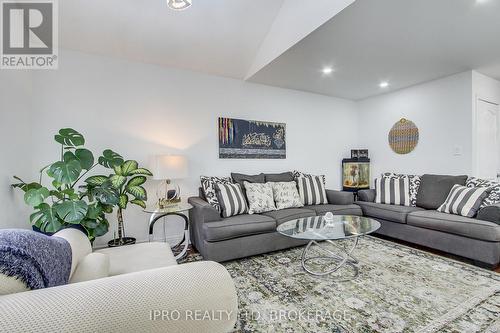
150, 155, 188, 208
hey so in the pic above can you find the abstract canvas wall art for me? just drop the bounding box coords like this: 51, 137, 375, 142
218, 117, 286, 159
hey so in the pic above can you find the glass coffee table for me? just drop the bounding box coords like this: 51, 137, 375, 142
277, 215, 380, 279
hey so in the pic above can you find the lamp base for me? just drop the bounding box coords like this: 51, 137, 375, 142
158, 197, 181, 209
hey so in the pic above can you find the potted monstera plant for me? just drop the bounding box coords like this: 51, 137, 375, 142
13, 128, 152, 245
84, 157, 152, 247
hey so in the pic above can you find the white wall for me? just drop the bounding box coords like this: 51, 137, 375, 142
357, 71, 474, 180
0, 71, 33, 229
24, 50, 358, 247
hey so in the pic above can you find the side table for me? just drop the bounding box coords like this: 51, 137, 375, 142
144, 202, 193, 260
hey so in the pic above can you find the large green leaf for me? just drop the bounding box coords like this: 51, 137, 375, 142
24, 187, 50, 207
61, 188, 79, 200
128, 168, 153, 176
99, 204, 114, 214
84, 175, 108, 186
54, 128, 85, 147
48, 160, 82, 184
118, 194, 128, 209
86, 204, 103, 220
81, 217, 109, 239
130, 199, 146, 209
93, 219, 109, 237
87, 218, 109, 238
98, 150, 124, 168
126, 176, 146, 188
90, 183, 120, 205
30, 204, 62, 233
12, 177, 42, 193
109, 175, 127, 189
54, 200, 88, 224
64, 149, 94, 170
113, 165, 123, 176
121, 160, 138, 176
126, 186, 147, 201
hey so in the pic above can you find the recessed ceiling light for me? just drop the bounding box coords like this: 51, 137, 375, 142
379, 81, 389, 88
322, 67, 334, 75
167, 0, 192, 11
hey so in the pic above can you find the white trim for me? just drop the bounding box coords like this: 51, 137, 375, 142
472, 94, 499, 177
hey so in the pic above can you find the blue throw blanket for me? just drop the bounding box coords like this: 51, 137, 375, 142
0, 229, 72, 290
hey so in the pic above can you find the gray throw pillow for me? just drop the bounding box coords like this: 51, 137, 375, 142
231, 173, 265, 188
416, 174, 468, 210
265, 172, 294, 183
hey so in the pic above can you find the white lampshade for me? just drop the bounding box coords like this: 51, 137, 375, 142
150, 155, 188, 180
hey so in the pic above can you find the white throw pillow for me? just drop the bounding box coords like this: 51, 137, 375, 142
437, 184, 491, 217
382, 173, 421, 207
244, 182, 277, 214
215, 183, 249, 218
200, 176, 233, 212
466, 177, 500, 209
269, 181, 303, 210
375, 177, 411, 206
296, 176, 328, 205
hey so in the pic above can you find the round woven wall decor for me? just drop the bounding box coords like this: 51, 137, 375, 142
388, 118, 419, 154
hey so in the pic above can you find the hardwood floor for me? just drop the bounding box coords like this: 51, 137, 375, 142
373, 234, 500, 272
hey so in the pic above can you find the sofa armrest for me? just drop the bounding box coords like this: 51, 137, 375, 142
357, 189, 376, 202
188, 197, 222, 223
0, 261, 238, 333
326, 190, 354, 205
477, 203, 500, 224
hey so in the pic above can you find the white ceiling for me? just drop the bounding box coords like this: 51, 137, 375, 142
60, 0, 285, 79
60, 0, 500, 101
249, 0, 500, 100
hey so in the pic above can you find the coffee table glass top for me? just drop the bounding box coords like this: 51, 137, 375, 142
277, 215, 380, 241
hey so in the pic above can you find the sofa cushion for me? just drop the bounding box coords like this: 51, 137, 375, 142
407, 210, 500, 242
203, 214, 276, 242
70, 253, 110, 283
305, 204, 362, 216
356, 201, 425, 224
416, 174, 468, 210
265, 172, 294, 182
477, 203, 500, 224
262, 208, 316, 225
96, 242, 177, 276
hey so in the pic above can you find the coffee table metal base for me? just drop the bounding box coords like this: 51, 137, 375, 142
301, 237, 360, 279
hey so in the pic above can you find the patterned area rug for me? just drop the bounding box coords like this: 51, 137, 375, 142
182, 237, 500, 332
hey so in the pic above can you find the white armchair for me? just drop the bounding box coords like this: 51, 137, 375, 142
0, 229, 238, 333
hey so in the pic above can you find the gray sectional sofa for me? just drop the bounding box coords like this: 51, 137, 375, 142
188, 172, 361, 262
189, 172, 500, 267
357, 174, 500, 267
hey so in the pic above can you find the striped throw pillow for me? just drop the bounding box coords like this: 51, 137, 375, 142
375, 177, 411, 206
215, 183, 248, 218
437, 184, 491, 218
296, 176, 328, 205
